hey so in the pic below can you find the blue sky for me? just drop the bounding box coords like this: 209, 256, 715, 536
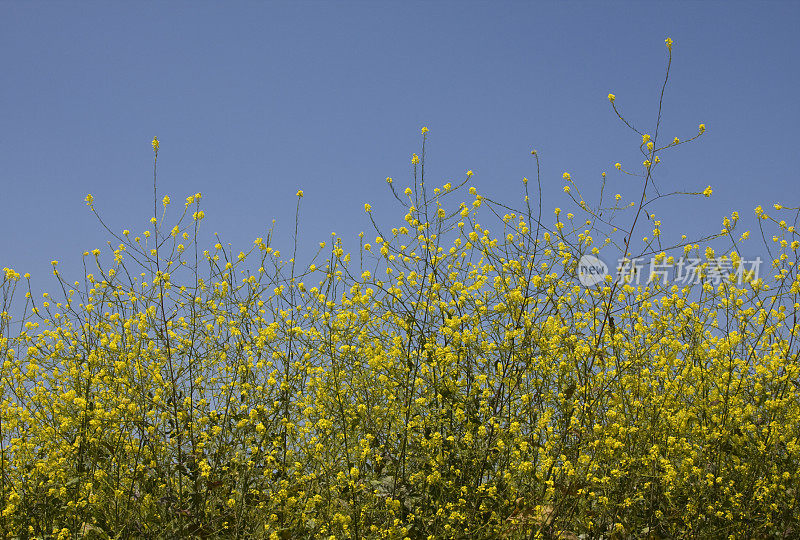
2, 1, 798, 301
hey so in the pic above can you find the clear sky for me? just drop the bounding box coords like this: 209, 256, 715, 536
2, 1, 798, 301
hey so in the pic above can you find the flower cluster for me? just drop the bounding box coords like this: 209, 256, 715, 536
1, 41, 797, 539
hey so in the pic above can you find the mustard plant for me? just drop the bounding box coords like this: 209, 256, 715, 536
1, 38, 798, 539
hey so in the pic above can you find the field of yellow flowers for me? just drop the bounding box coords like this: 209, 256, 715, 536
1, 40, 798, 539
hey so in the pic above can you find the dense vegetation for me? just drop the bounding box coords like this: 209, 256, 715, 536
1, 40, 798, 539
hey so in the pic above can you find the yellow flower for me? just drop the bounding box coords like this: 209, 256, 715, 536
615, 163, 622, 170
699, 123, 706, 133
643, 160, 652, 168
642, 133, 651, 143
151, 136, 159, 152
774, 203, 783, 210
466, 170, 474, 177
162, 195, 170, 206
386, 177, 392, 184
665, 37, 673, 51
562, 172, 571, 181
411, 153, 420, 164
608, 93, 616, 103
364, 203, 372, 212
563, 186, 570, 193
84, 194, 93, 206
673, 137, 679, 144
703, 185, 713, 197
421, 126, 429, 134
296, 190, 304, 198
